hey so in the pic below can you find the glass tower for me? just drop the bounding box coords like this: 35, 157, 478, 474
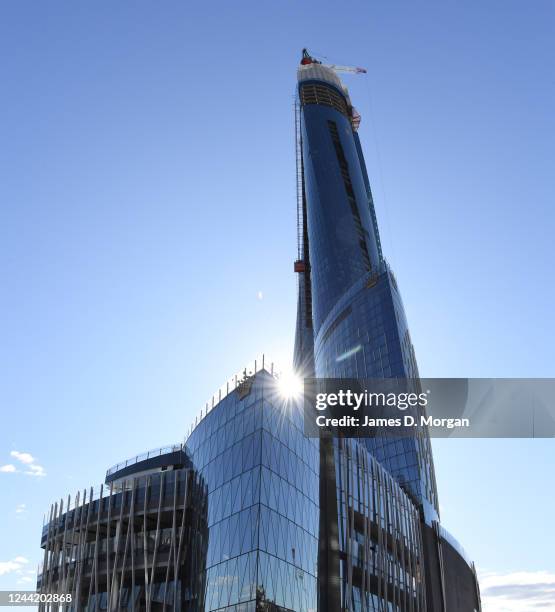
294, 51, 438, 514
293, 50, 450, 609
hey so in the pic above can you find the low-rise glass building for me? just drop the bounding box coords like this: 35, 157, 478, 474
185, 368, 319, 611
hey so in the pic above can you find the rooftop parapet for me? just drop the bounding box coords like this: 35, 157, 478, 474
183, 353, 282, 443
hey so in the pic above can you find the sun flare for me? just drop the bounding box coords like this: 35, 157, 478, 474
277, 369, 303, 399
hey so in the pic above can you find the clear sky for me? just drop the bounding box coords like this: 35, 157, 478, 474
1, 1, 554, 609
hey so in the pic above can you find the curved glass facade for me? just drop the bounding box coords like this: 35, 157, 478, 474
313, 268, 438, 512
296, 65, 438, 515
185, 371, 319, 611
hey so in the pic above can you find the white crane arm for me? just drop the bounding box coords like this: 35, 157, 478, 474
324, 64, 367, 75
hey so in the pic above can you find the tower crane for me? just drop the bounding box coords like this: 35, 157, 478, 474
300, 48, 367, 75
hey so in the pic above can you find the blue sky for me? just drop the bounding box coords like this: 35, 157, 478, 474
1, 1, 554, 608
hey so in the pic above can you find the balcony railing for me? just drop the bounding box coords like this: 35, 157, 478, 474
105, 444, 184, 478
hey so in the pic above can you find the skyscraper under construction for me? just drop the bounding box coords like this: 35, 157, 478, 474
293, 48, 480, 611
37, 50, 481, 611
